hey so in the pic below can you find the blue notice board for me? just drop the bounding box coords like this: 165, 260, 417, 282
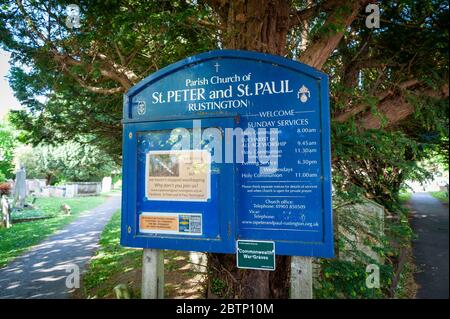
121, 50, 333, 257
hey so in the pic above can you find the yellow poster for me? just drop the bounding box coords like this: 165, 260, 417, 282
146, 150, 211, 201
140, 212, 202, 235
140, 214, 178, 232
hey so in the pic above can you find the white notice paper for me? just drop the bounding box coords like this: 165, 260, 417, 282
146, 150, 211, 201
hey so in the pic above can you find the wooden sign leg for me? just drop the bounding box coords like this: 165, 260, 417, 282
142, 248, 164, 299
290, 256, 313, 299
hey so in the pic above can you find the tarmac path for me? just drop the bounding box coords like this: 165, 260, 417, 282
0, 195, 120, 299
409, 192, 448, 299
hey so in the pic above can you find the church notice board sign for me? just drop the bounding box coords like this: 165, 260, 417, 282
121, 50, 334, 258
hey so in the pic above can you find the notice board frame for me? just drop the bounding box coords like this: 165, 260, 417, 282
122, 117, 237, 253
121, 50, 334, 258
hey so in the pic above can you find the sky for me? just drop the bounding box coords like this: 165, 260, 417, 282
0, 49, 22, 120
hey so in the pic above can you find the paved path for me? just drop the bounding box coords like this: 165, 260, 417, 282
409, 192, 449, 299
0, 195, 121, 299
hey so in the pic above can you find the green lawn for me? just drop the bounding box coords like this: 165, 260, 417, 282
430, 190, 449, 203
79, 210, 143, 299
399, 191, 412, 203
0, 195, 108, 268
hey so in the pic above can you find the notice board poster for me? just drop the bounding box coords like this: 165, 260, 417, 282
146, 150, 211, 201
140, 212, 203, 236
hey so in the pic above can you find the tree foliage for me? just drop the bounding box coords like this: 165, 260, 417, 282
16, 142, 118, 185
0, 0, 446, 168
2, 0, 217, 162
0, 120, 16, 181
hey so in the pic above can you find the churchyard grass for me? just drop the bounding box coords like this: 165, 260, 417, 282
399, 191, 412, 203
0, 195, 108, 267
430, 191, 449, 203
77, 210, 205, 299
78, 210, 143, 298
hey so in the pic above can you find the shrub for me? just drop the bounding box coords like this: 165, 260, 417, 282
0, 182, 12, 196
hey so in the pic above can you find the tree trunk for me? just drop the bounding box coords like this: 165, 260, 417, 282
206, 0, 292, 299
210, 0, 291, 55
1, 195, 11, 229
46, 174, 53, 186
205, 0, 371, 299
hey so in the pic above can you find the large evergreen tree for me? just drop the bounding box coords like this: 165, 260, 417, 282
16, 142, 118, 184
0, 0, 448, 298
0, 121, 16, 180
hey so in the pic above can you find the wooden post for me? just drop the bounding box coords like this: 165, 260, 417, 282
290, 256, 313, 299
141, 248, 164, 299
157, 249, 164, 297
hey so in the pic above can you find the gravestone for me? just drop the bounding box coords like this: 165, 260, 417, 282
338, 198, 385, 264
74, 182, 101, 196
1, 195, 11, 228
64, 184, 77, 198
40, 186, 51, 197
101, 176, 112, 193
14, 166, 27, 209
26, 179, 46, 196
52, 187, 65, 197
41, 186, 65, 198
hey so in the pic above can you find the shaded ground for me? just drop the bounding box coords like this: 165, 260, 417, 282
77, 250, 206, 299
0, 196, 108, 268
0, 195, 120, 299
74, 210, 206, 299
409, 192, 449, 299
163, 250, 207, 299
